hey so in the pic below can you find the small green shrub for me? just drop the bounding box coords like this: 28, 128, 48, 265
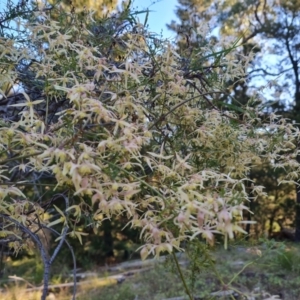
275, 249, 300, 274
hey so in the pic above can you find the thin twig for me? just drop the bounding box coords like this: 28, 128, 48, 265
172, 252, 193, 300
148, 90, 241, 131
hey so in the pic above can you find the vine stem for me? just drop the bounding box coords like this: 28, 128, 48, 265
172, 251, 193, 300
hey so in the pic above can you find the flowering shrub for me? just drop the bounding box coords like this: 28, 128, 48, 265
0, 3, 300, 299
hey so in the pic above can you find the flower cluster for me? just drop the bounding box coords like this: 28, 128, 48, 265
0, 7, 299, 261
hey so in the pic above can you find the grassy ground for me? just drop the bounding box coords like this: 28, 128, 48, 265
1, 239, 300, 299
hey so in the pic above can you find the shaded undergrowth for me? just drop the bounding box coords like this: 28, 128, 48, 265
1, 239, 300, 299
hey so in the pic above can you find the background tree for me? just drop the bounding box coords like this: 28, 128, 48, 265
59, 0, 117, 15
36, 0, 118, 17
